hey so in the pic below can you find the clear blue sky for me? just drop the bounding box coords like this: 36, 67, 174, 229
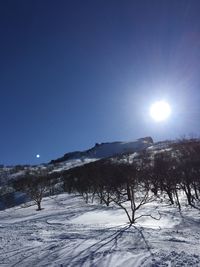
1, 0, 200, 165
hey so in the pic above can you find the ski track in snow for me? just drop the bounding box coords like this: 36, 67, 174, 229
0, 194, 200, 267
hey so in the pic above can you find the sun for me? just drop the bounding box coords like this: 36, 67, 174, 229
150, 101, 171, 122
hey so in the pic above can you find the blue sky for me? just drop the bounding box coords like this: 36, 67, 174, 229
1, 0, 200, 165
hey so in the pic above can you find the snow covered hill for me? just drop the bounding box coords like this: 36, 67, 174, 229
0, 137, 154, 210
0, 137, 198, 211
1, 138, 200, 266
1, 193, 200, 267
0, 137, 153, 181
50, 137, 153, 164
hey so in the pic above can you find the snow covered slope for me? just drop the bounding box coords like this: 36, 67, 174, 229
50, 137, 153, 164
0, 137, 153, 210
1, 193, 200, 267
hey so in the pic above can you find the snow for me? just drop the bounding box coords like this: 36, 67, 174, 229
0, 138, 153, 186
51, 158, 98, 173
85, 139, 151, 158
0, 193, 200, 266
51, 137, 153, 164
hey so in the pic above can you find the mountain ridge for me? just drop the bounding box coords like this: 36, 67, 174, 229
50, 136, 153, 164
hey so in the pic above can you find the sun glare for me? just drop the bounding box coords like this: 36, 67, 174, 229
150, 101, 171, 122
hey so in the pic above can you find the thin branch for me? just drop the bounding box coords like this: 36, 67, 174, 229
135, 211, 161, 221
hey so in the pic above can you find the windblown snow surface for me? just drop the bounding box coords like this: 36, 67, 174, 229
0, 194, 200, 267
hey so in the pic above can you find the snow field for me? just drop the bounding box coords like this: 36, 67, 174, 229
0, 193, 200, 266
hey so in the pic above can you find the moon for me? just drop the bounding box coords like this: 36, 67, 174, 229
150, 101, 171, 122
36, 154, 40, 158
